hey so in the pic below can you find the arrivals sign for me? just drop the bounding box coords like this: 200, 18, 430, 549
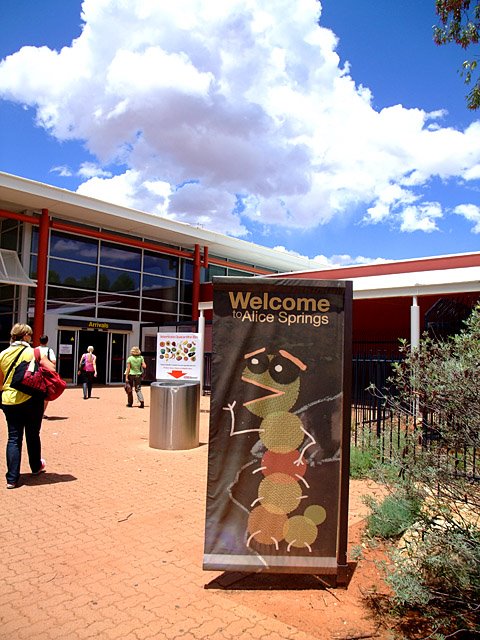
156, 333, 201, 381
203, 278, 352, 577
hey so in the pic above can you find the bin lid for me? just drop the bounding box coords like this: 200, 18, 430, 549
151, 380, 200, 388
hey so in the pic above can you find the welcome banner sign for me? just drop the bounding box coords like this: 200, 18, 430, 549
203, 277, 352, 576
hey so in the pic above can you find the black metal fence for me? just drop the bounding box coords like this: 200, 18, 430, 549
203, 349, 479, 481
350, 348, 479, 482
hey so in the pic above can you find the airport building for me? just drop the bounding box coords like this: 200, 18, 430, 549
1, 171, 479, 388
0, 172, 320, 385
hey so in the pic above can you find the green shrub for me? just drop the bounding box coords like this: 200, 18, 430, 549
408, 523, 480, 599
349, 445, 378, 479
365, 490, 421, 539
363, 305, 480, 636
384, 521, 480, 635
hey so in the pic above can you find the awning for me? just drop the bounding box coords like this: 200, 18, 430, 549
0, 249, 36, 287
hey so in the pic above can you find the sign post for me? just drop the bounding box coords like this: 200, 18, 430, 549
203, 278, 352, 582
150, 332, 202, 451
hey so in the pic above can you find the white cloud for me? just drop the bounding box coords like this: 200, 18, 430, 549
454, 204, 480, 233
0, 0, 479, 241
463, 164, 480, 181
76, 169, 140, 207
168, 182, 247, 235
78, 162, 112, 179
313, 254, 388, 267
51, 165, 73, 177
272, 247, 387, 268
400, 203, 443, 233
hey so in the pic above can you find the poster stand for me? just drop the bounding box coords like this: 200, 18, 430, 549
203, 278, 353, 585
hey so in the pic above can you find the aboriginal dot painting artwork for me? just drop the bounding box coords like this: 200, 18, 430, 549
203, 278, 352, 574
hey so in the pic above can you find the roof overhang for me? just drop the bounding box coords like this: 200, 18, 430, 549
347, 267, 480, 299
0, 172, 326, 274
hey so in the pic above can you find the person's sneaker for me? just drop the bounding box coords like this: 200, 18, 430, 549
32, 459, 46, 475
6, 482, 16, 489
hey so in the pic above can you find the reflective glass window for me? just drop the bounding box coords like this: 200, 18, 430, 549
179, 281, 192, 304
142, 274, 177, 300
208, 265, 227, 279
31, 227, 38, 254
48, 258, 97, 290
30, 255, 37, 279
50, 231, 98, 263
141, 298, 177, 314
99, 267, 140, 293
0, 284, 15, 300
143, 252, 178, 277
99, 307, 139, 321
182, 260, 194, 281
47, 286, 97, 304
46, 300, 96, 317
1, 221, 21, 251
179, 303, 192, 316
228, 268, 254, 277
97, 292, 140, 310
141, 310, 178, 324
48, 285, 97, 310
100, 241, 141, 271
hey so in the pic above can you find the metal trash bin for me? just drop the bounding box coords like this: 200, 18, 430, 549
149, 381, 200, 450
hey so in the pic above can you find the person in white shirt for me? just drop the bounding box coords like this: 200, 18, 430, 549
38, 335, 56, 367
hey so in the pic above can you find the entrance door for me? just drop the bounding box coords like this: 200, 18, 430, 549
57, 330, 76, 383
78, 331, 108, 384
57, 328, 128, 385
110, 333, 126, 383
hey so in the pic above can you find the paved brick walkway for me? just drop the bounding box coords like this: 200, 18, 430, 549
0, 387, 385, 640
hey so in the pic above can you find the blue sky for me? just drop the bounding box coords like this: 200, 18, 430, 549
0, 0, 479, 266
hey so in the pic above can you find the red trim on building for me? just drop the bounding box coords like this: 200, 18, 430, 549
0, 209, 274, 279
0, 208, 40, 225
33, 209, 49, 344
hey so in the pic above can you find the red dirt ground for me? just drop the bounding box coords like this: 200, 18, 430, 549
2, 388, 400, 640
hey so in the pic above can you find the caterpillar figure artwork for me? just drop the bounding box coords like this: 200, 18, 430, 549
224, 347, 327, 555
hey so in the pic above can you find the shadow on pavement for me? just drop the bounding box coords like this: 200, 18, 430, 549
21, 473, 77, 487
204, 563, 357, 590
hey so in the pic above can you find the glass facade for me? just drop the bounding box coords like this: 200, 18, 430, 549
0, 215, 267, 353
30, 227, 196, 325
202, 259, 256, 281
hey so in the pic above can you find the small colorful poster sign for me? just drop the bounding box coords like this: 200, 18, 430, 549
156, 333, 201, 381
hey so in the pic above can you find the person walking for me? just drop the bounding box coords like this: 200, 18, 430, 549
38, 335, 56, 366
125, 346, 147, 408
37, 335, 56, 417
0, 323, 46, 489
78, 345, 97, 399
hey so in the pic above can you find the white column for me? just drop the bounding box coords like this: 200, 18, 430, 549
19, 223, 32, 322
198, 309, 205, 394
410, 295, 420, 351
